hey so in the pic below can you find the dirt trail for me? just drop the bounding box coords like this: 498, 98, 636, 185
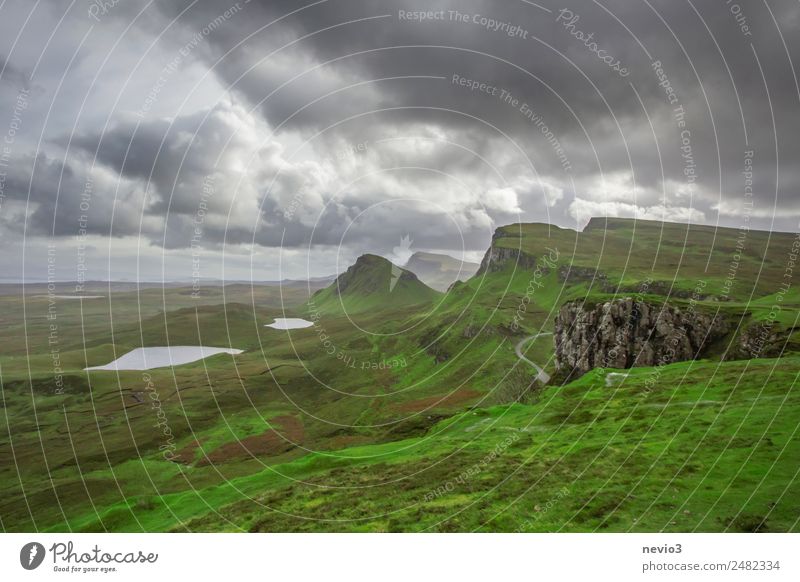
515, 332, 552, 384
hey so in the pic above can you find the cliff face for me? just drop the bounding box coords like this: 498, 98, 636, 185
554, 298, 729, 379
727, 322, 786, 360
476, 244, 537, 274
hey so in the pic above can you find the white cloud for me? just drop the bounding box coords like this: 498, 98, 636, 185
568, 198, 705, 227
483, 187, 522, 214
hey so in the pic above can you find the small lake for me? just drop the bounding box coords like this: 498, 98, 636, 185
265, 318, 314, 330
85, 346, 244, 371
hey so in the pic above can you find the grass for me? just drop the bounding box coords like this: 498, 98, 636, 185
29, 355, 798, 533
1, 218, 799, 532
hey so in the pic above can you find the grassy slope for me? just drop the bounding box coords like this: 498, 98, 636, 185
42, 356, 800, 533
2, 218, 799, 532
311, 253, 441, 314
494, 217, 795, 299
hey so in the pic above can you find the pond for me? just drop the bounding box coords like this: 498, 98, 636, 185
264, 318, 314, 330
85, 346, 244, 371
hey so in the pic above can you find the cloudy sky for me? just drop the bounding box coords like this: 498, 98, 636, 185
0, 0, 798, 281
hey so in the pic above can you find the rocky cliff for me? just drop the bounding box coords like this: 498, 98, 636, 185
726, 322, 790, 360
554, 298, 729, 379
476, 243, 538, 274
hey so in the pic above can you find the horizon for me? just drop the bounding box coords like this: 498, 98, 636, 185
5, 215, 796, 284
7, 214, 799, 285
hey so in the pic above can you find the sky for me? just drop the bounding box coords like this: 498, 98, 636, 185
0, 0, 798, 282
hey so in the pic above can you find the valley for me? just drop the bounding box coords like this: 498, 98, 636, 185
1, 217, 798, 532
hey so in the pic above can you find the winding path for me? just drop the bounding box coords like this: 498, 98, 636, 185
515, 332, 553, 384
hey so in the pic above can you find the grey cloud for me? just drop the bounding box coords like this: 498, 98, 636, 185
153, 0, 798, 229
0, 54, 32, 90
2, 0, 799, 280
1, 151, 149, 238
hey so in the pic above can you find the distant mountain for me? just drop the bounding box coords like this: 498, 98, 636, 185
311, 254, 441, 312
403, 252, 480, 292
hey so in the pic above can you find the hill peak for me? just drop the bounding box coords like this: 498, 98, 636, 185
311, 253, 440, 312
353, 253, 391, 265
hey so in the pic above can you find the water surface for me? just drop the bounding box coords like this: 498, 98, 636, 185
85, 346, 243, 371
265, 318, 314, 330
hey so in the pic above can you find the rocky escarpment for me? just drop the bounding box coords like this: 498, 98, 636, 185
726, 322, 794, 360
557, 267, 724, 301
554, 298, 729, 379
477, 244, 538, 274
419, 325, 451, 363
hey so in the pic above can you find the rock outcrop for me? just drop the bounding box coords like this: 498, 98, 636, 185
476, 242, 537, 274
554, 298, 729, 379
726, 322, 787, 360
419, 326, 450, 363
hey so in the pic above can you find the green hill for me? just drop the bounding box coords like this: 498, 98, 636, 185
311, 253, 442, 313
485, 217, 796, 301
2, 217, 798, 533
45, 355, 800, 533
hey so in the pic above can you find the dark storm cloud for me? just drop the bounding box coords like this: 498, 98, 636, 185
0, 151, 149, 238
0, 54, 32, 90
1, 0, 799, 280
151, 0, 799, 226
